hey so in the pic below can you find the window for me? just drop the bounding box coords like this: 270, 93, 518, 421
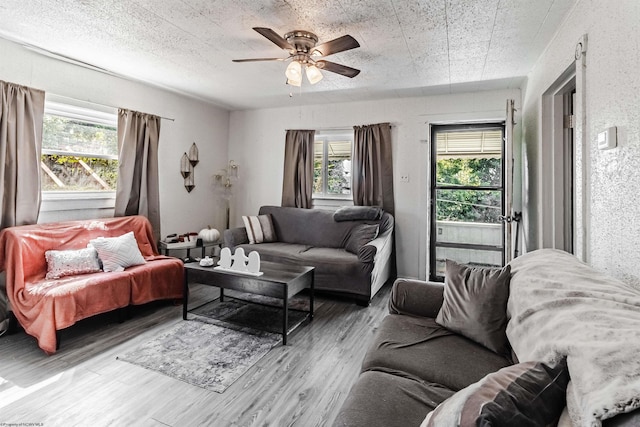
313, 130, 352, 198
41, 101, 118, 192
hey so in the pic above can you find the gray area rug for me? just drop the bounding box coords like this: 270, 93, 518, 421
118, 316, 280, 393
118, 291, 316, 393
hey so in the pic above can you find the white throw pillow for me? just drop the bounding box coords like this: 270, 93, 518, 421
89, 231, 146, 272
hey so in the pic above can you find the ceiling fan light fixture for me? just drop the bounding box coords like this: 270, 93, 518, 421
286, 77, 302, 87
285, 60, 302, 81
305, 64, 323, 84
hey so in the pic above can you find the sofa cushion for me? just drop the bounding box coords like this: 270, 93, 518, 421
436, 260, 511, 357
333, 205, 383, 221
333, 370, 455, 427
236, 242, 312, 264
344, 224, 379, 256
422, 358, 569, 427
241, 214, 276, 244
362, 314, 512, 392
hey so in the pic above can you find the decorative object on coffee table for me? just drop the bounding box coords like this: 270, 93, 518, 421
215, 247, 263, 276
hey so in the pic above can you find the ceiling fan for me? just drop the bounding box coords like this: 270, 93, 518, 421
233, 27, 361, 86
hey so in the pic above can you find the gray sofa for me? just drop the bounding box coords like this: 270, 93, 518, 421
334, 249, 640, 427
224, 205, 394, 305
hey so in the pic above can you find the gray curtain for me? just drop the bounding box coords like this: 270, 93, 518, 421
0, 80, 44, 336
115, 109, 161, 242
0, 81, 45, 229
282, 129, 315, 209
352, 123, 395, 215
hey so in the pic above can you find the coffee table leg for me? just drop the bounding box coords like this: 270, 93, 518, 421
283, 285, 288, 345
309, 272, 314, 320
183, 270, 189, 320
220, 287, 224, 302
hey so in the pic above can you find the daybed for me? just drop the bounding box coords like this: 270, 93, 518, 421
224, 205, 394, 305
0, 215, 184, 354
334, 249, 640, 427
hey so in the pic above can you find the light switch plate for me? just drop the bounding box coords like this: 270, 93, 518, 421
598, 126, 617, 150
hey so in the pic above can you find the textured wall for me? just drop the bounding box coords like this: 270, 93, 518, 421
0, 37, 231, 238
522, 0, 640, 286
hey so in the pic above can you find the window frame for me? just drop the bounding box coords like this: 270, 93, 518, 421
41, 99, 118, 196
313, 130, 353, 200
429, 122, 506, 281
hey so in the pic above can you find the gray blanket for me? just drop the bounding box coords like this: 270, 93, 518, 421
507, 249, 640, 426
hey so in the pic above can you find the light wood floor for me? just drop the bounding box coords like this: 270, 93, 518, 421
0, 282, 392, 427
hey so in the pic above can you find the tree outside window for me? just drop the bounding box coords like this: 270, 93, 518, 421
41, 103, 118, 192
313, 132, 352, 198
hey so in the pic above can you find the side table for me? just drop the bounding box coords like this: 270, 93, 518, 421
158, 240, 222, 259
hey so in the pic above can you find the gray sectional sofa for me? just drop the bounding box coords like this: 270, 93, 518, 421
334, 249, 640, 427
224, 205, 394, 305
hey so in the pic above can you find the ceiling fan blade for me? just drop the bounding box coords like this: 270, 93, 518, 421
312, 35, 360, 57
232, 58, 287, 62
316, 60, 360, 78
253, 27, 295, 52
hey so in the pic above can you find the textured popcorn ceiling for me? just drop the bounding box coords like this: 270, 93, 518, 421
0, 0, 576, 109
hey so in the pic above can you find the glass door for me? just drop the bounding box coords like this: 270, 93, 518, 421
429, 123, 506, 281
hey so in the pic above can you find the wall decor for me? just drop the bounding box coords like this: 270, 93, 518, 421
213, 160, 240, 227
181, 143, 199, 192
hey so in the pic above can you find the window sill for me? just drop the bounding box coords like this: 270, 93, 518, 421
312, 195, 352, 201
40, 191, 115, 214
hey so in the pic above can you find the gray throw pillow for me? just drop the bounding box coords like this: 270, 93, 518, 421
422, 358, 569, 427
344, 224, 379, 257
436, 260, 511, 356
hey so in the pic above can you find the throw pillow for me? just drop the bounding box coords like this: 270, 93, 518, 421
422, 358, 570, 427
89, 231, 146, 272
436, 260, 511, 356
344, 224, 379, 257
45, 247, 102, 279
242, 214, 277, 244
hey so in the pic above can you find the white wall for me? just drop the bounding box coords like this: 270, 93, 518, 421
0, 37, 230, 238
522, 0, 640, 285
229, 89, 521, 279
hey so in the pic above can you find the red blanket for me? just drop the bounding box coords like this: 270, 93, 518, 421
0, 216, 183, 354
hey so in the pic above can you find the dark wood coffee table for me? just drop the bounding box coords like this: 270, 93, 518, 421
183, 260, 314, 344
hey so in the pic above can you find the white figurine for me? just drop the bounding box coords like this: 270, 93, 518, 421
230, 247, 249, 271
215, 247, 263, 275
218, 247, 232, 268
247, 251, 261, 274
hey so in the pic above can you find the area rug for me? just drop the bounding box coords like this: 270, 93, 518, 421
117, 317, 280, 393
118, 291, 317, 393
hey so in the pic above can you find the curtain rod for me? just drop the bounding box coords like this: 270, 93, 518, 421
287, 123, 395, 132
49, 93, 175, 122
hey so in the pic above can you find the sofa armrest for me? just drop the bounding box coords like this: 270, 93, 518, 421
388, 278, 444, 318
223, 227, 249, 250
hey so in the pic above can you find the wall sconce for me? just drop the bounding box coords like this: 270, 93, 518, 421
213, 160, 240, 229
188, 142, 199, 166
213, 160, 239, 197
181, 143, 199, 193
